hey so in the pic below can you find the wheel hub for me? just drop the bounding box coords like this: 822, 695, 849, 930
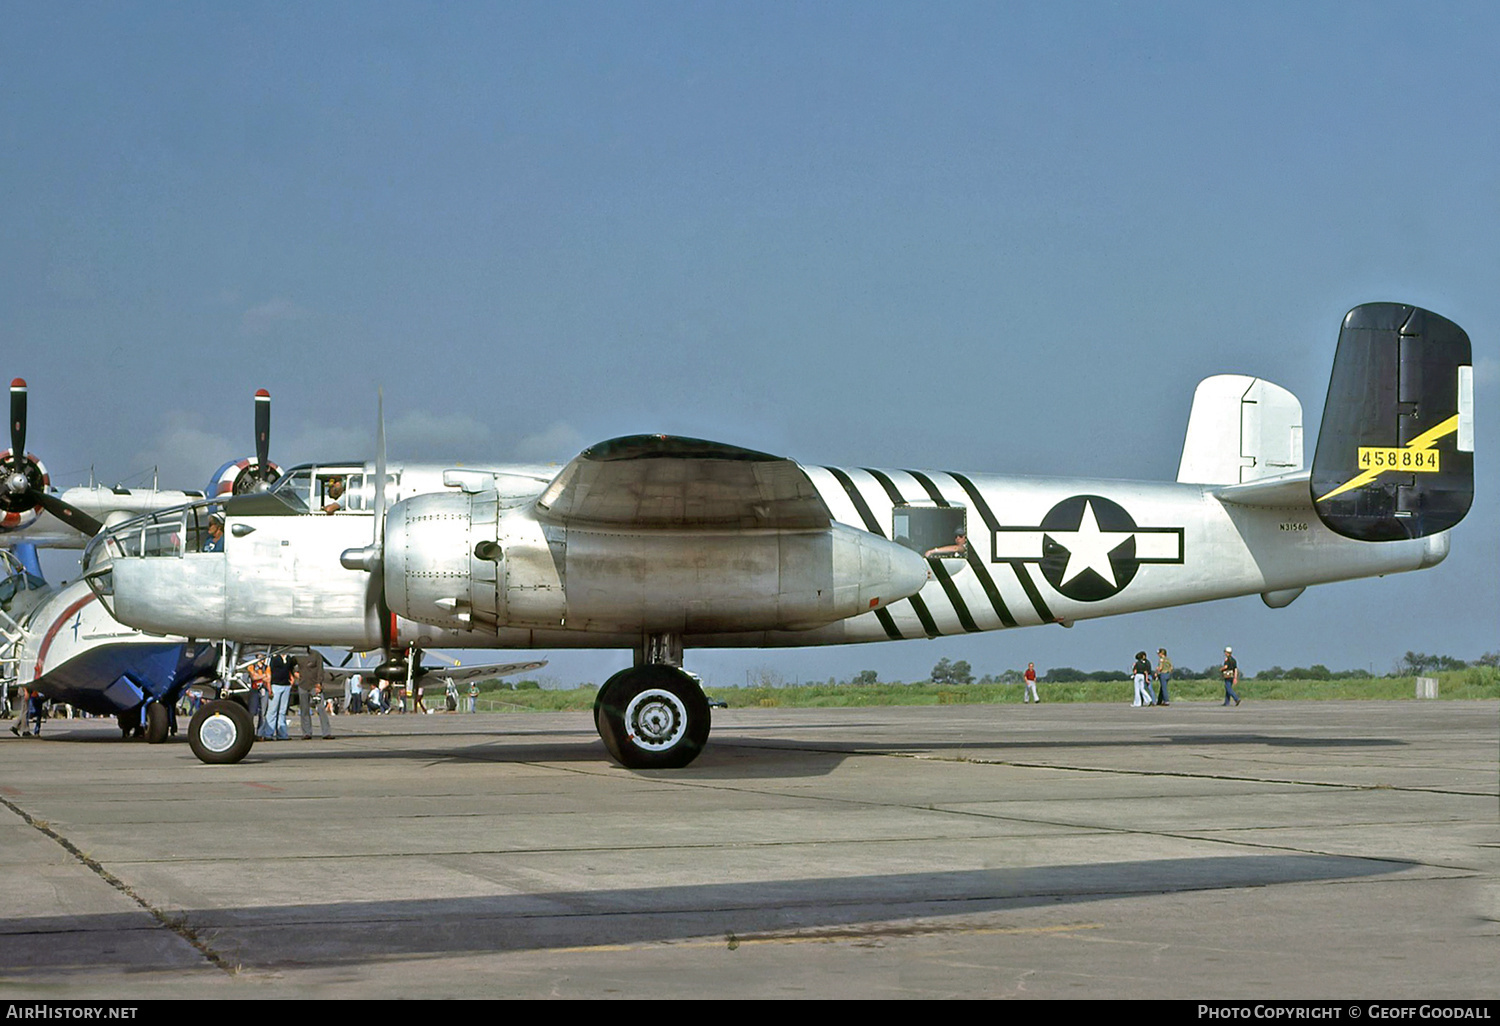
624, 688, 688, 751
198, 712, 239, 754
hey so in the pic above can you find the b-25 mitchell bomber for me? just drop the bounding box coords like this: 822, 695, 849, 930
80, 303, 1475, 769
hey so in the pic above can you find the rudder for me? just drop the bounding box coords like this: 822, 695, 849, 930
1311, 303, 1473, 541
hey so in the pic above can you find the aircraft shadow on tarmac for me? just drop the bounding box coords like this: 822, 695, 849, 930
0, 854, 1408, 973
719, 733, 1408, 753
22, 723, 1407, 783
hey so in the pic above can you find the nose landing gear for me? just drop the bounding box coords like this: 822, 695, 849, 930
188, 698, 255, 765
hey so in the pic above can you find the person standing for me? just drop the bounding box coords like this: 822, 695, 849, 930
298, 650, 333, 740
1132, 651, 1154, 706
247, 656, 270, 736
1155, 648, 1173, 706
1221, 647, 1242, 706
25, 690, 45, 736
1023, 663, 1039, 703
263, 652, 297, 740
10, 686, 31, 736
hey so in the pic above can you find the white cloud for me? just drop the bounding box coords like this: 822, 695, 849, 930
388, 410, 495, 460
131, 414, 239, 490
240, 298, 310, 336
280, 424, 371, 463
510, 421, 585, 463
271, 410, 496, 465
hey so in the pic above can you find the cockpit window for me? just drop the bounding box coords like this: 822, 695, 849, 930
81, 504, 216, 576
0, 551, 45, 611
270, 464, 393, 513
270, 468, 314, 512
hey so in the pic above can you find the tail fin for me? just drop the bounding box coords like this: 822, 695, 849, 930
1311, 303, 1473, 541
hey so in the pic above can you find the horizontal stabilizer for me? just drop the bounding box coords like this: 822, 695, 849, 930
1178, 375, 1303, 485
1311, 304, 1473, 541
1213, 470, 1311, 509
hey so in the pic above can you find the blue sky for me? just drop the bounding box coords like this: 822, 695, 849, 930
3, 2, 1494, 686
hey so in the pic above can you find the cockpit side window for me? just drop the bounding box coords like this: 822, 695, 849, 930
349, 472, 399, 511
892, 504, 969, 559
0, 552, 44, 611
271, 468, 315, 512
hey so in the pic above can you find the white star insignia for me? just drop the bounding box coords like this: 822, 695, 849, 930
1053, 500, 1135, 588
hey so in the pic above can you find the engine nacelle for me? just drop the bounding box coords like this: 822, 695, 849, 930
381, 492, 930, 635
0, 450, 47, 531
207, 456, 282, 498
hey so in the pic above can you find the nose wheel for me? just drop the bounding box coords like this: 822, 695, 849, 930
594, 665, 711, 769
188, 699, 255, 765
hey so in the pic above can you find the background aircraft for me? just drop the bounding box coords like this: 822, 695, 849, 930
0, 380, 272, 741
1, 382, 559, 748
0, 380, 282, 551
0, 553, 219, 741
1, 551, 550, 752
83, 303, 1475, 770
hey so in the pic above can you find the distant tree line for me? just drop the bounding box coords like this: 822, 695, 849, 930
800, 651, 1500, 689
1393, 651, 1498, 675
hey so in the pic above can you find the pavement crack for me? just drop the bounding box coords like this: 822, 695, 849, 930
0, 792, 237, 975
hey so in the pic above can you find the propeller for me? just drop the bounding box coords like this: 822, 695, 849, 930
231, 389, 282, 494
339, 389, 405, 680
1, 379, 105, 537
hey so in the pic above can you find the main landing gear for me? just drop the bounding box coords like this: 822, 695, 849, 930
593, 662, 711, 770
143, 701, 170, 744
116, 702, 168, 742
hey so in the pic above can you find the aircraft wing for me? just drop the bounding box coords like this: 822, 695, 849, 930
323, 659, 548, 683
534, 434, 831, 529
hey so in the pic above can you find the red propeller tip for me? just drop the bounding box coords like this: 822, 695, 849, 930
255, 389, 270, 398
10, 379, 25, 389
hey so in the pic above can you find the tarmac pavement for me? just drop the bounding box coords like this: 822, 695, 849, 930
0, 698, 1496, 999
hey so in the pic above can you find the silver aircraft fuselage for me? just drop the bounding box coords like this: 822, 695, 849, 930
92, 461, 1443, 653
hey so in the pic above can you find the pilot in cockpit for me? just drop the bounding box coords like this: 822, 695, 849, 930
320, 475, 347, 514
202, 513, 225, 552
924, 530, 969, 559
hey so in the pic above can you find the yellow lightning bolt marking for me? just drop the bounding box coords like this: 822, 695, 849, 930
1316, 414, 1460, 503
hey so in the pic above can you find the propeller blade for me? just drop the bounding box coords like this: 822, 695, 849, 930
373, 388, 387, 529
373, 391, 395, 673
35, 492, 104, 538
253, 389, 271, 488
337, 390, 397, 667
10, 379, 27, 467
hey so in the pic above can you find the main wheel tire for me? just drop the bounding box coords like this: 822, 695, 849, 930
143, 702, 169, 744
188, 699, 255, 765
595, 665, 711, 769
